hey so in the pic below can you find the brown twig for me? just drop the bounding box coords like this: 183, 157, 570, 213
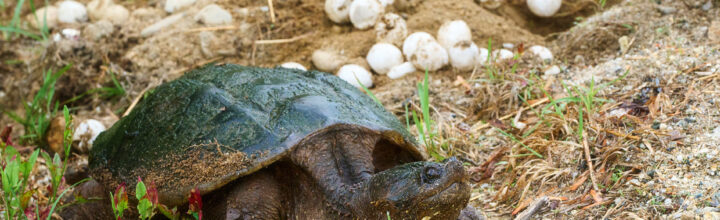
122, 85, 152, 117
267, 0, 276, 23
184, 25, 238, 32
583, 138, 600, 191
471, 97, 549, 132
592, 126, 640, 140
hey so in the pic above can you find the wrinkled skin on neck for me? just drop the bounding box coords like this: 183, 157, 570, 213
350, 158, 471, 219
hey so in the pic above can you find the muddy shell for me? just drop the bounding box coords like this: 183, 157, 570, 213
89, 64, 425, 206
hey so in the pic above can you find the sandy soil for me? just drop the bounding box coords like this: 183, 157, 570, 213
2, 0, 720, 218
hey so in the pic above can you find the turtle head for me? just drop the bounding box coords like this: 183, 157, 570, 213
357, 157, 471, 219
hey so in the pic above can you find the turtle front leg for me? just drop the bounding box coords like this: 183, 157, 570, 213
204, 170, 284, 220
458, 206, 486, 220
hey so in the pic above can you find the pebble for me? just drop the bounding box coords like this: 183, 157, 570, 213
528, 45, 553, 62
61, 28, 80, 39
709, 21, 720, 43
27, 6, 59, 29
57, 0, 88, 23
83, 20, 114, 40
87, 0, 129, 24
492, 49, 514, 61
544, 65, 561, 75
141, 12, 186, 37
165, 0, 196, 13
702, 0, 713, 11
655, 5, 677, 15
195, 4, 232, 25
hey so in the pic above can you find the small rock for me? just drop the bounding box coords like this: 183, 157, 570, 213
141, 12, 185, 37
195, 4, 232, 25
655, 5, 677, 15
709, 21, 720, 43
165, 0, 195, 13
83, 20, 113, 40
528, 45, 553, 62
544, 65, 561, 75
87, 0, 129, 24
27, 6, 59, 29
502, 43, 514, 49
702, 0, 713, 11
491, 49, 514, 61
61, 28, 80, 39
198, 31, 218, 57
57, 0, 88, 23
46, 117, 66, 155
619, 36, 630, 54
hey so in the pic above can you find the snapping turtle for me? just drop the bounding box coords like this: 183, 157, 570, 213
77, 64, 480, 219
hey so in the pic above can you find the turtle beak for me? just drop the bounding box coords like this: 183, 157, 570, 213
443, 157, 468, 182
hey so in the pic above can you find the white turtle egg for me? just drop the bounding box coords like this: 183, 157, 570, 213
402, 32, 434, 60
448, 41, 480, 71
366, 43, 404, 74
57, 0, 88, 23
437, 20, 472, 49
410, 40, 448, 71
527, 0, 562, 17
325, 0, 352, 24
349, 0, 384, 30
280, 62, 307, 71
337, 64, 374, 88
374, 13, 407, 47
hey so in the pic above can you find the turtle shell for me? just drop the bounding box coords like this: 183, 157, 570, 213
89, 64, 425, 206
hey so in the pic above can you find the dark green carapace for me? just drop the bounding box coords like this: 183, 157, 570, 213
89, 64, 424, 205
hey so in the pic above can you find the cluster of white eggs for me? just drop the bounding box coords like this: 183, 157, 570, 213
279, 0, 558, 89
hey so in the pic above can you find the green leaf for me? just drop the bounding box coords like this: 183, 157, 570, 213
136, 180, 147, 200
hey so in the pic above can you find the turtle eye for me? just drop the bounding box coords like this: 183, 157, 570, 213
422, 164, 442, 183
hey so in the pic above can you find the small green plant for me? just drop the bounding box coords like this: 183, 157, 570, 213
495, 128, 543, 158
1, 0, 49, 41
110, 183, 129, 220
3, 65, 71, 146
63, 70, 126, 105
598, 0, 607, 9
135, 178, 156, 219
0, 137, 40, 219
410, 69, 444, 161
356, 77, 382, 107
187, 187, 203, 220
1, 105, 87, 220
